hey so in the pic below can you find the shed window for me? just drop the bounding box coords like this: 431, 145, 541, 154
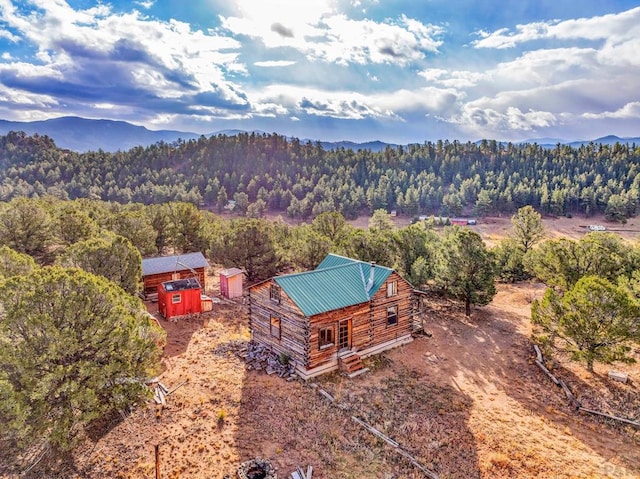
172, 294, 181, 304
270, 315, 281, 339
270, 283, 281, 303
387, 280, 397, 297
387, 305, 398, 325
319, 326, 334, 349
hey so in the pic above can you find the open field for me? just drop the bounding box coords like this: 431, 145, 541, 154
3, 215, 639, 479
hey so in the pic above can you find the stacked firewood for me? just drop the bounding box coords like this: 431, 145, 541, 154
237, 341, 297, 379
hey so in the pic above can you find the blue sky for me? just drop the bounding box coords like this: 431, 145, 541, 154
1, 1, 639, 143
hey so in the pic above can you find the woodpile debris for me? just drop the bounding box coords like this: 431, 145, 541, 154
153, 382, 169, 406
311, 383, 440, 479
608, 370, 629, 384
533, 344, 640, 428
237, 341, 297, 380
149, 379, 188, 405
290, 465, 313, 479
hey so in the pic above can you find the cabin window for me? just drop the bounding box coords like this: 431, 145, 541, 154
387, 305, 398, 325
387, 280, 397, 297
319, 326, 335, 349
270, 283, 281, 303
172, 294, 181, 304
270, 315, 281, 339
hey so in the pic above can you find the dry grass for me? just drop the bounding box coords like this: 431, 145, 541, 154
2, 252, 639, 478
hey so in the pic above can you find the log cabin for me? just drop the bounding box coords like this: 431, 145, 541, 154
248, 253, 415, 379
141, 252, 209, 297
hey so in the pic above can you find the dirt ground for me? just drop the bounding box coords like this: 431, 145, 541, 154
6, 215, 640, 479
58, 281, 640, 479
347, 212, 640, 246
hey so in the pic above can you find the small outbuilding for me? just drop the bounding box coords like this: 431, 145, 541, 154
141, 252, 210, 297
158, 278, 202, 320
220, 268, 244, 299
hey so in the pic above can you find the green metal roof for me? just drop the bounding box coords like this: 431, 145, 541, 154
316, 253, 360, 270
274, 254, 393, 317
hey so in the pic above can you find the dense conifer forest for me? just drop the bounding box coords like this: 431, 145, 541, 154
1, 131, 639, 220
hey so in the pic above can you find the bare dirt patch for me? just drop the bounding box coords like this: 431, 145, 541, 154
28, 280, 633, 479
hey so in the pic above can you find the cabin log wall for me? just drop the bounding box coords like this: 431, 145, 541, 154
249, 280, 309, 367
307, 304, 369, 369
368, 271, 414, 345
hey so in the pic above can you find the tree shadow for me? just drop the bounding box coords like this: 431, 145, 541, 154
144, 299, 210, 360
233, 357, 480, 478
391, 297, 640, 476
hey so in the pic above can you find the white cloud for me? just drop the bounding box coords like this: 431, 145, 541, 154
250, 82, 460, 122
220, 2, 443, 66
473, 6, 640, 49
583, 102, 640, 120
457, 104, 557, 137
251, 84, 401, 120
419, 68, 486, 89
253, 60, 296, 67
135, 0, 155, 9
92, 102, 117, 109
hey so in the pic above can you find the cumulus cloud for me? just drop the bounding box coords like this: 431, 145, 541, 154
251, 84, 402, 121
419, 68, 486, 89
582, 102, 640, 120
0, 0, 249, 122
135, 1, 154, 9
458, 105, 557, 136
473, 6, 640, 49
220, 1, 443, 66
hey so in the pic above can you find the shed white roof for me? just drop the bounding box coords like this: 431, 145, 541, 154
220, 267, 243, 277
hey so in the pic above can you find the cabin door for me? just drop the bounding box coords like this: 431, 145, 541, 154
338, 319, 351, 352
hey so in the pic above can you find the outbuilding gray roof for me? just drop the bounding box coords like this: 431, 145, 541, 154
142, 252, 210, 276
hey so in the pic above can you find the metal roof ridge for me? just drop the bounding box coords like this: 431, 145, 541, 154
276, 262, 360, 280
358, 263, 369, 300
317, 258, 393, 272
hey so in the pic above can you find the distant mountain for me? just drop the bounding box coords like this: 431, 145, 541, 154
520, 135, 640, 149
0, 117, 201, 152
318, 140, 396, 152
0, 116, 637, 153
520, 137, 568, 148
0, 117, 397, 153
567, 135, 640, 148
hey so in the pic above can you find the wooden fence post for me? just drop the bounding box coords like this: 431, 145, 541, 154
155, 444, 160, 479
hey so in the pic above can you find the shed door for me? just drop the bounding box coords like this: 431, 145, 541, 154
338, 319, 351, 351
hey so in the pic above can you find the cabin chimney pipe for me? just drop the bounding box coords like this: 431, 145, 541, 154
366, 261, 376, 293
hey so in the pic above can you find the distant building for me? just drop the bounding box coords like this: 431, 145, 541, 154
450, 218, 468, 226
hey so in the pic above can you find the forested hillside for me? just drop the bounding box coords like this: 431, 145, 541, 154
1, 130, 640, 220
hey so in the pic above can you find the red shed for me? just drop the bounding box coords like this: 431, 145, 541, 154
158, 278, 202, 320
220, 268, 243, 299
141, 252, 210, 298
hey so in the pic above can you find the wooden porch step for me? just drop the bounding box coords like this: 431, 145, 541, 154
339, 352, 368, 378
